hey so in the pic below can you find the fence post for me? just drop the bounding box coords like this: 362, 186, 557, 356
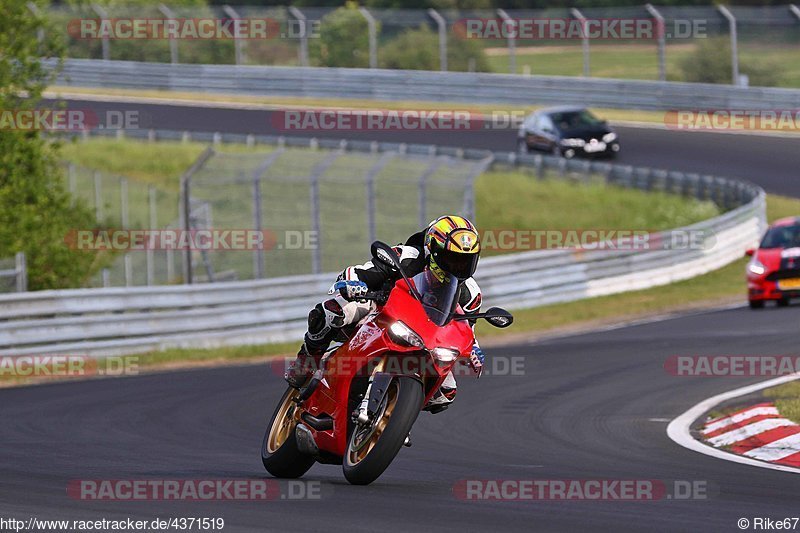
428, 9, 448, 72
462, 155, 494, 221
223, 5, 245, 65
288, 6, 310, 67
26, 2, 45, 53
308, 152, 340, 274
645, 4, 666, 82
718, 6, 739, 85
364, 153, 395, 245
570, 8, 590, 77
158, 4, 179, 64
359, 7, 378, 69
250, 149, 283, 279
418, 159, 443, 228
147, 185, 156, 286
120, 177, 132, 286
497, 9, 516, 74
91, 3, 110, 60
15, 252, 27, 292
93, 171, 103, 221
180, 147, 215, 284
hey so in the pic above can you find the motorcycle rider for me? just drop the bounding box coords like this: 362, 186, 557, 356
285, 215, 486, 412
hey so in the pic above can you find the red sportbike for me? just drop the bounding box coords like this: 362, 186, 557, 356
261, 241, 513, 485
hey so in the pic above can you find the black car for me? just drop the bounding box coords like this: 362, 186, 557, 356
517, 106, 620, 159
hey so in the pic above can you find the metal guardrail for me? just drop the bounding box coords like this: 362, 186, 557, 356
53, 59, 800, 111
0, 133, 766, 357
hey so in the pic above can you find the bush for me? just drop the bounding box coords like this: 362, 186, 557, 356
379, 25, 490, 72
310, 4, 374, 68
678, 37, 783, 87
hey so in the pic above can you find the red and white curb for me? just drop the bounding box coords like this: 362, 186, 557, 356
667, 374, 800, 474
701, 402, 800, 467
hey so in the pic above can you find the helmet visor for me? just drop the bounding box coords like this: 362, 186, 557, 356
434, 248, 479, 280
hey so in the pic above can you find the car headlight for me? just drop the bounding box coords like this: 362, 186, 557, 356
431, 347, 459, 363
388, 321, 424, 348
747, 259, 766, 275
560, 138, 586, 147
602, 132, 617, 143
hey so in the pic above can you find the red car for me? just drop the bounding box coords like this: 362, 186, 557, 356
746, 216, 800, 309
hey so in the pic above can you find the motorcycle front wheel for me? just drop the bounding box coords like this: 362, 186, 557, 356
261, 386, 315, 478
343, 376, 423, 485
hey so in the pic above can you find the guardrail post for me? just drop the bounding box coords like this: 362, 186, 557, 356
645, 4, 666, 82
15, 252, 27, 292
91, 4, 110, 60
718, 6, 740, 85
180, 147, 215, 284
251, 149, 284, 279
223, 5, 245, 65
570, 8, 590, 77
158, 4, 179, 64
359, 7, 378, 69
147, 185, 156, 286
428, 9, 448, 72
120, 177, 132, 286
289, 6, 310, 67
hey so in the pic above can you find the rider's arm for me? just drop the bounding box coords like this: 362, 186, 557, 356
336, 245, 424, 291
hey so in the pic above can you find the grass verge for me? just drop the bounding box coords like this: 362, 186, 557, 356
764, 381, 800, 425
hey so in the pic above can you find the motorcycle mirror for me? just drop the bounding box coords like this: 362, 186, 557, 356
370, 241, 423, 303
483, 307, 514, 328
371, 241, 399, 272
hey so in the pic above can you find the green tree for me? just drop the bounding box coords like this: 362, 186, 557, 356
309, 4, 374, 68
677, 37, 782, 87
379, 25, 490, 72
0, 0, 104, 289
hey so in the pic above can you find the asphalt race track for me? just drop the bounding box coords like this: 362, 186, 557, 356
5, 96, 795, 532
2, 306, 799, 532
50, 98, 800, 197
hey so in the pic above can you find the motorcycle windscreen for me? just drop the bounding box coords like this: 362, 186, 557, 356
411, 270, 459, 326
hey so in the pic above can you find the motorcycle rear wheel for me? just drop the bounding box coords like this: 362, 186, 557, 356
261, 386, 316, 478
343, 377, 423, 485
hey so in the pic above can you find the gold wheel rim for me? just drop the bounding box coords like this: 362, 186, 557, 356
267, 388, 302, 454
347, 381, 399, 466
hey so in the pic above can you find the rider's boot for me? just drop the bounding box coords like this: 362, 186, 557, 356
285, 299, 345, 389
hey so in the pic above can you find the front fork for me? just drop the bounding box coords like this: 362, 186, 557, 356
355, 358, 391, 424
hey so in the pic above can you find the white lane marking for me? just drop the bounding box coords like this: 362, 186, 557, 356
744, 433, 800, 462
649, 418, 671, 422
702, 405, 779, 434
707, 418, 795, 447
666, 373, 800, 474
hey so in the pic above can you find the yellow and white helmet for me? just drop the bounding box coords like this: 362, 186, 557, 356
424, 215, 481, 280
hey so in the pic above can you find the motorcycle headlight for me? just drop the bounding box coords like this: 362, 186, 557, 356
431, 347, 459, 363
388, 321, 424, 348
560, 138, 586, 147
747, 259, 766, 275
602, 132, 617, 143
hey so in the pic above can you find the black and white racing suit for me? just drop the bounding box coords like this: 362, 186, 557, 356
303, 230, 482, 404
